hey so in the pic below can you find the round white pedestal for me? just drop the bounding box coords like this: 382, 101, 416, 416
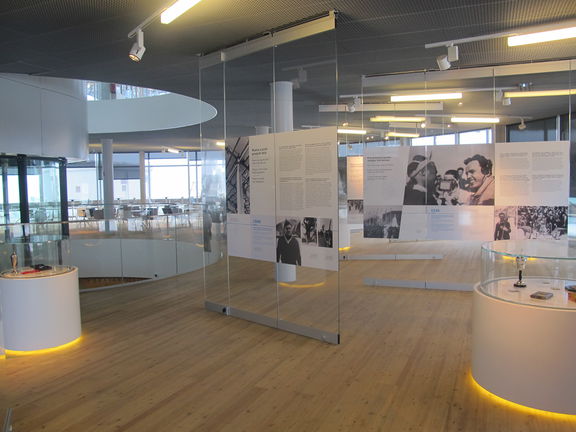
472, 282, 576, 414
276, 263, 296, 282
1, 267, 81, 351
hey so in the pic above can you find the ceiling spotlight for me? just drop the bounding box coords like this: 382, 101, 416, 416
420, 122, 427, 128
447, 45, 459, 62
518, 119, 527, 130
129, 29, 146, 62
436, 54, 451, 71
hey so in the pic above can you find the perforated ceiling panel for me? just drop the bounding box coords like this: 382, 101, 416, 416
1, 0, 576, 128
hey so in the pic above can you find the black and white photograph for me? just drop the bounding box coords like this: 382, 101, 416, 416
276, 217, 302, 265
493, 206, 516, 240
226, 136, 250, 214
302, 217, 318, 246
317, 218, 333, 248
516, 206, 568, 240
347, 200, 363, 217
364, 206, 402, 239
404, 145, 495, 206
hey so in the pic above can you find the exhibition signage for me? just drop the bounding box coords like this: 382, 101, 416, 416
226, 127, 339, 271
359, 141, 569, 241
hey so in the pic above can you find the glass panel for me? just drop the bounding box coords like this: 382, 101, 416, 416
27, 159, 61, 223
200, 61, 228, 307
63, 219, 123, 290
118, 214, 177, 282
275, 29, 339, 338
225, 47, 277, 322
0, 157, 20, 224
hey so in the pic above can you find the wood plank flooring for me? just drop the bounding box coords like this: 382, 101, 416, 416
3, 255, 576, 431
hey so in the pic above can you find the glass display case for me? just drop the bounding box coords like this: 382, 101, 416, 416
474, 239, 576, 415
0, 223, 70, 275
480, 239, 576, 310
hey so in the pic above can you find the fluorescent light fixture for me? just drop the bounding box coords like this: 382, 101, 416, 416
161, 0, 203, 24
451, 117, 500, 124
504, 89, 576, 98
163, 146, 181, 154
387, 132, 420, 138
390, 93, 462, 102
337, 128, 367, 135
370, 116, 426, 122
128, 29, 146, 62
508, 26, 576, 46
215, 141, 225, 147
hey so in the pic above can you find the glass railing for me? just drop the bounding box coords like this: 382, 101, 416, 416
83, 81, 169, 101
0, 209, 221, 290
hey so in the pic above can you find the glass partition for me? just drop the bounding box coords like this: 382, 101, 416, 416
348, 61, 575, 292
200, 61, 229, 308
200, 26, 341, 343
274, 31, 340, 341
225, 48, 277, 325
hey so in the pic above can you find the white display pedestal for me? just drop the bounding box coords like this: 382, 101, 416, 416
472, 282, 576, 414
1, 266, 81, 351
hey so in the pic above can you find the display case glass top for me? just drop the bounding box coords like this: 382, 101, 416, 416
1, 265, 74, 279
482, 239, 576, 260
480, 240, 576, 310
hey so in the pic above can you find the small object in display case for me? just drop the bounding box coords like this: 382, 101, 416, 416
566, 285, 576, 303
513, 255, 527, 288
529, 291, 553, 300
10, 246, 17, 273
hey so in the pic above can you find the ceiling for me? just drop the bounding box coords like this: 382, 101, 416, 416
2, 0, 576, 151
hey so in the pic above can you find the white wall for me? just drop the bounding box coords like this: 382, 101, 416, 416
0, 74, 88, 160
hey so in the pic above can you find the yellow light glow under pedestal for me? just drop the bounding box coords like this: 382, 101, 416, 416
470, 372, 576, 419
5, 336, 82, 356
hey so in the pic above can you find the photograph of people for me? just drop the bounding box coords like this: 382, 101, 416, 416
364, 206, 402, 238
494, 212, 511, 240
302, 217, 318, 246
516, 206, 568, 240
276, 218, 301, 265
317, 218, 333, 248
464, 154, 494, 205
403, 155, 438, 205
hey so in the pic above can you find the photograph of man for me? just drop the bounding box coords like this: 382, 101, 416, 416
276, 219, 301, 265
494, 212, 511, 240
403, 155, 438, 205
317, 218, 333, 248
464, 154, 494, 205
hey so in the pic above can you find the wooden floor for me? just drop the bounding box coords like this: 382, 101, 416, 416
4, 259, 576, 431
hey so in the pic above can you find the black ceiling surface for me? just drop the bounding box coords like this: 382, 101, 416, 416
2, 0, 576, 96
2, 1, 576, 150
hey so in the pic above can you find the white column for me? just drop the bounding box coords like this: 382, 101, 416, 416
139, 151, 146, 205
271, 81, 296, 282
101, 139, 115, 220
255, 126, 270, 135
271, 81, 293, 134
